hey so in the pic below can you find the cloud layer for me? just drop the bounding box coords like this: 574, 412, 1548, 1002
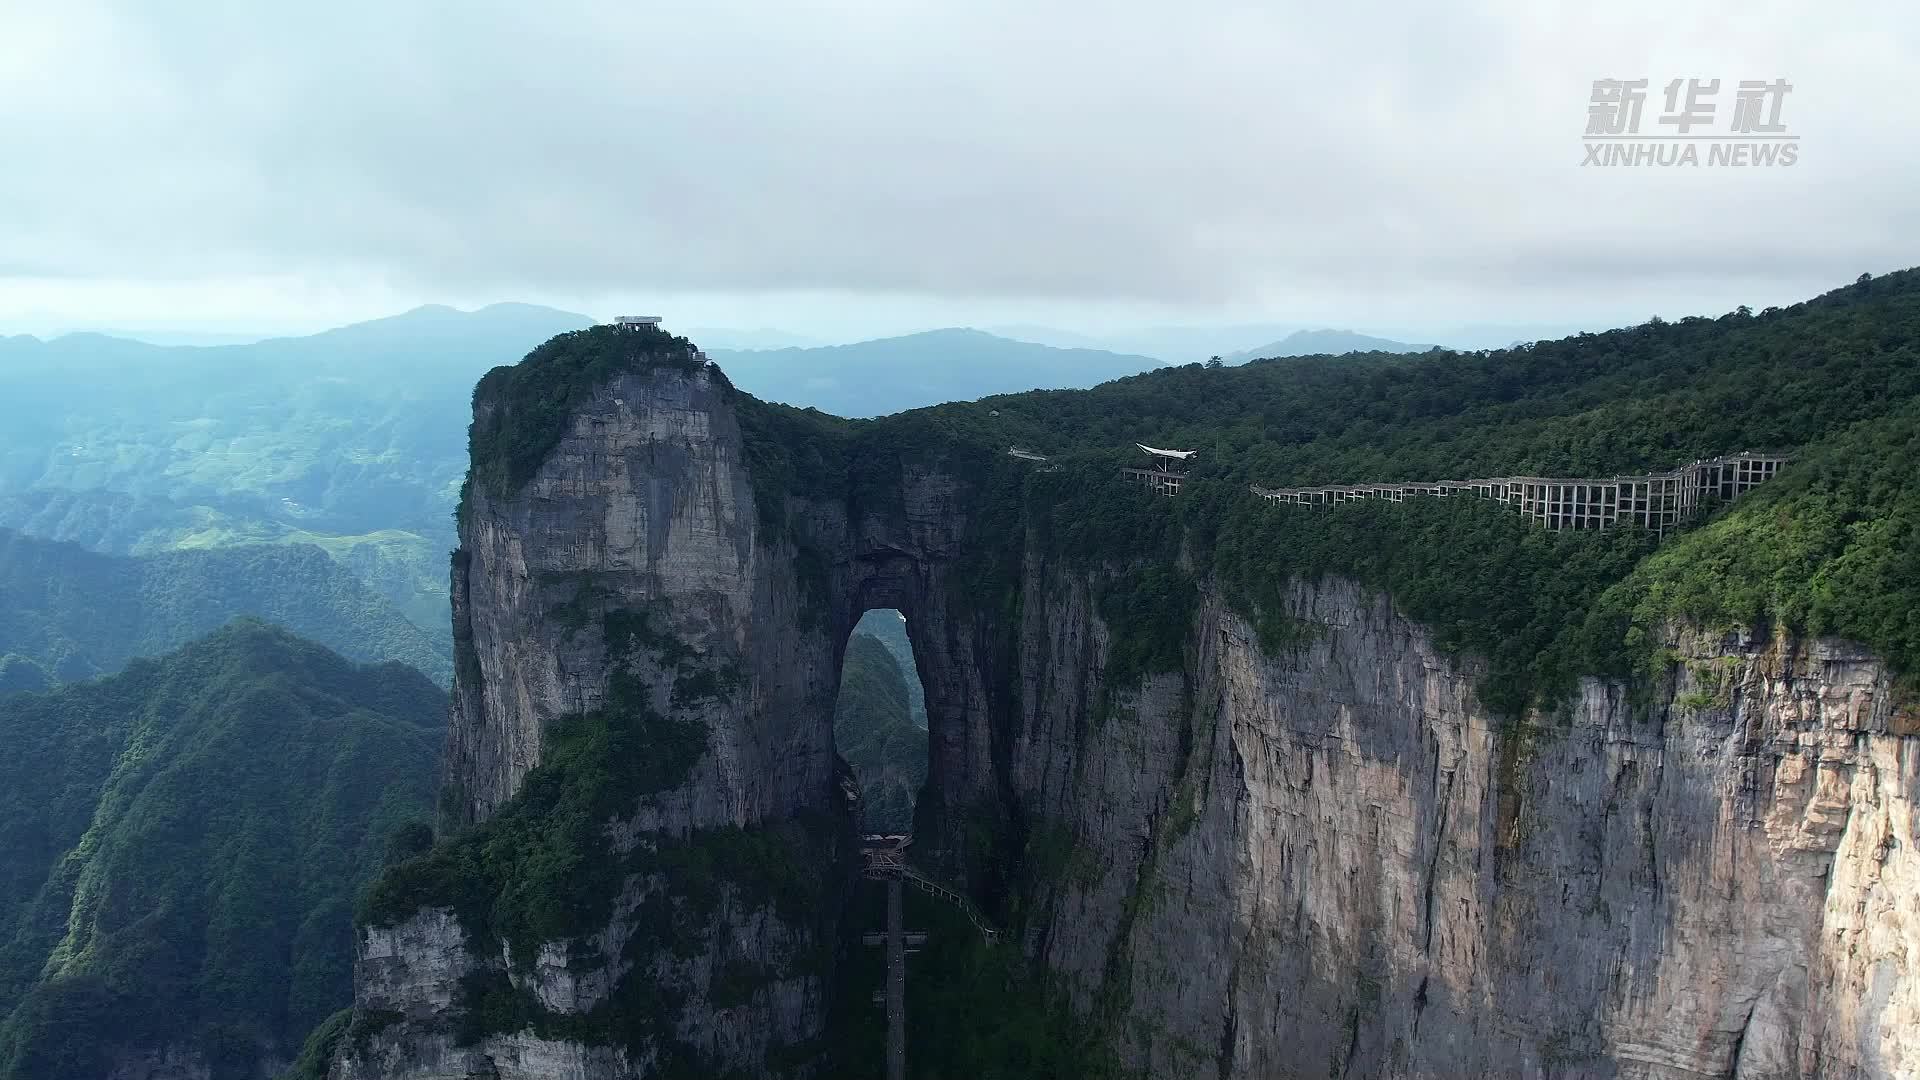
3, 0, 1915, 332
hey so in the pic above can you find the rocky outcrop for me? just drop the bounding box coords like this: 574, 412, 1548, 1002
338, 356, 852, 1078
339, 343, 1918, 1079
442, 360, 825, 827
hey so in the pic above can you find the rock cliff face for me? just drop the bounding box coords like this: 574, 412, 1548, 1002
1017, 574, 1920, 1079
338, 358, 860, 1079
339, 351, 1918, 1079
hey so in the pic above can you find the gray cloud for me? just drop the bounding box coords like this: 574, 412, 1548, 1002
2, 0, 1915, 332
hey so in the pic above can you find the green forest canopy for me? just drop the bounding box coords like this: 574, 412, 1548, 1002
0, 621, 444, 1080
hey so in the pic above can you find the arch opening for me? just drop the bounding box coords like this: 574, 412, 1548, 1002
833, 608, 929, 834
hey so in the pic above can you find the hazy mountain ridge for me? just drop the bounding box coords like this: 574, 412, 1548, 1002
987, 322, 1304, 363
711, 327, 1165, 417
0, 526, 452, 689
1228, 327, 1430, 362
0, 303, 594, 630
853, 609, 924, 727
0, 307, 1177, 625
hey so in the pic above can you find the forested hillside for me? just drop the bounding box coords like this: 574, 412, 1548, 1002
731, 268, 1920, 714
0, 528, 451, 689
835, 632, 928, 832
0, 621, 444, 1080
853, 609, 924, 726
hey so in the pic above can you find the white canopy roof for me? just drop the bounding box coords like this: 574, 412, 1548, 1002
1137, 443, 1198, 460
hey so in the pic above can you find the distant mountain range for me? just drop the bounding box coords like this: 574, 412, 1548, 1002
0, 527, 451, 690
0, 303, 594, 631
683, 326, 827, 351
985, 322, 1611, 359
835, 630, 927, 832
710, 328, 1166, 417
987, 323, 1305, 363
1228, 328, 1432, 363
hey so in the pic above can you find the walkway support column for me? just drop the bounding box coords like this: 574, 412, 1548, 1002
887, 877, 905, 1080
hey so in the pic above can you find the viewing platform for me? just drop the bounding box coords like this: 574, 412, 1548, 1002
1123, 443, 1197, 496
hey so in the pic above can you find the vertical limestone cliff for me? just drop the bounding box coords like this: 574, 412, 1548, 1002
1016, 571, 1920, 1080
442, 359, 828, 830
337, 340, 1917, 1079
337, 353, 854, 1079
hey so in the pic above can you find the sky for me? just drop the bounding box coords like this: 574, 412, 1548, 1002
2, 0, 1916, 343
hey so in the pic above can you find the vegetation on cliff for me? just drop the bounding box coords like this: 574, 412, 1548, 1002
462, 323, 711, 512
0, 621, 443, 1080
1590, 399, 1920, 685
359, 600, 835, 1068
359, 646, 712, 953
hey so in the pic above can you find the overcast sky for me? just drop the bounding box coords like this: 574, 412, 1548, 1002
2, 0, 1915, 341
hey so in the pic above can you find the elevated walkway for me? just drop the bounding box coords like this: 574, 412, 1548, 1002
860, 835, 1002, 944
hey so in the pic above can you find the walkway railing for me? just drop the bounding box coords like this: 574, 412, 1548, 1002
861, 840, 1002, 944
1251, 450, 1790, 536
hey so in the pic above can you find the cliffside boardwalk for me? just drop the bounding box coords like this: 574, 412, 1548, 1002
1098, 438, 1789, 538
1250, 451, 1790, 535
